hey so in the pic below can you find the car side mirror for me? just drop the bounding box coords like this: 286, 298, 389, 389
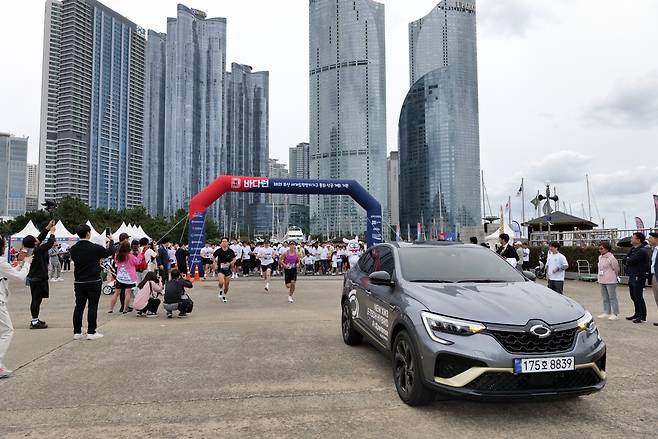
522, 270, 537, 281
369, 271, 394, 286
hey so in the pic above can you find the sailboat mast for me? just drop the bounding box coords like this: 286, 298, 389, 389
586, 174, 592, 222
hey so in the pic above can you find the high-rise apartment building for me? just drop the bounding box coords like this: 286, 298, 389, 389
26, 164, 39, 212
399, 1, 481, 236
143, 30, 166, 216
288, 142, 310, 204
309, 0, 387, 238
38, 0, 145, 209
386, 151, 399, 228
0, 133, 28, 218
225, 62, 269, 234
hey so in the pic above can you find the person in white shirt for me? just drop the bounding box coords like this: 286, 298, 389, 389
302, 254, 315, 275
545, 241, 569, 294
200, 244, 214, 280
648, 232, 658, 327
241, 243, 252, 277
331, 251, 338, 275
256, 241, 277, 291
230, 241, 243, 279
521, 242, 531, 271
0, 237, 32, 378
319, 245, 329, 275
144, 243, 158, 273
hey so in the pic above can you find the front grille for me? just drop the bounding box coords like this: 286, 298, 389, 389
465, 369, 601, 393
487, 327, 578, 354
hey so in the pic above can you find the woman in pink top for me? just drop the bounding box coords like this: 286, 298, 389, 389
109, 241, 140, 314
597, 241, 620, 320
134, 272, 163, 317
280, 242, 300, 303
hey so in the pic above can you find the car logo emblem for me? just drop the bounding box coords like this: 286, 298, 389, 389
529, 324, 552, 338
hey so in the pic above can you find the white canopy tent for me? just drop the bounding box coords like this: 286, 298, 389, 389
485, 222, 518, 246
113, 222, 131, 239
54, 220, 77, 242
12, 220, 41, 239
137, 226, 151, 242
86, 220, 102, 237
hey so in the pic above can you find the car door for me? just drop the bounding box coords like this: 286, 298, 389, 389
349, 250, 379, 342
366, 245, 398, 346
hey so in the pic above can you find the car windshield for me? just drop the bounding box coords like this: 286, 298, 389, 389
398, 246, 526, 283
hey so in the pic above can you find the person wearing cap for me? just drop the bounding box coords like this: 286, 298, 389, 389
623, 232, 650, 323
648, 232, 658, 326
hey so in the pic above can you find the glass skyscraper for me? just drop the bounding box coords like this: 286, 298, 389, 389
38, 0, 145, 209
0, 133, 28, 218
309, 0, 387, 238
399, 0, 481, 236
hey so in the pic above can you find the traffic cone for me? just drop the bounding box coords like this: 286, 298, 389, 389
186, 269, 191, 282
193, 266, 200, 283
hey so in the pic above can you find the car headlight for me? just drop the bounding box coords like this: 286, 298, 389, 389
421, 311, 486, 344
577, 311, 597, 333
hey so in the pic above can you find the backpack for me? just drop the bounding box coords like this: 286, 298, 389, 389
136, 251, 147, 272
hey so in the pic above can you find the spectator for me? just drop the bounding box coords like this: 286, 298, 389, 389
60, 243, 71, 272
175, 243, 189, 275
649, 232, 658, 327
0, 236, 32, 378
108, 241, 140, 314
496, 234, 519, 266
546, 241, 569, 294
157, 238, 171, 283
521, 242, 531, 271
134, 271, 163, 317
597, 241, 620, 320
144, 242, 158, 273
163, 269, 193, 318
69, 225, 115, 340
514, 242, 524, 270
23, 220, 57, 329
48, 244, 63, 282
469, 236, 478, 245
624, 232, 650, 323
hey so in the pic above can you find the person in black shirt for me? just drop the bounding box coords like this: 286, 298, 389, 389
624, 232, 651, 323
214, 238, 236, 303
496, 233, 519, 265
175, 244, 189, 275
22, 220, 57, 329
69, 224, 115, 340
163, 269, 193, 318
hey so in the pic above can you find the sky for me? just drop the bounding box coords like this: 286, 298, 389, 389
1, 0, 657, 229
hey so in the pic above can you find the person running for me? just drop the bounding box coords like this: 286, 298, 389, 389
230, 240, 242, 279
23, 220, 57, 329
69, 225, 115, 340
281, 242, 299, 303
241, 242, 252, 276
0, 236, 32, 378
109, 241, 140, 314
214, 238, 236, 303
257, 241, 276, 292
134, 271, 163, 317
200, 243, 214, 280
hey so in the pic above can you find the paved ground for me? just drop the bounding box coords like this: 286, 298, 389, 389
1, 274, 657, 438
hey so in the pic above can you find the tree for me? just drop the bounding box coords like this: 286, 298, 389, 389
53, 197, 91, 231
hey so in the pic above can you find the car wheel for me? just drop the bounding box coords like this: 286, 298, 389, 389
392, 330, 435, 406
341, 299, 363, 345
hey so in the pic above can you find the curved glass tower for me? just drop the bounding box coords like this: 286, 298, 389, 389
399, 0, 480, 236
309, 0, 387, 238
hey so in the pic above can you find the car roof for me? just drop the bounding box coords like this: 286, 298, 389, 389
386, 241, 466, 249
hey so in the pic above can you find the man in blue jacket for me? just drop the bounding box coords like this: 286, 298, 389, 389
22, 220, 56, 329
157, 238, 171, 283
624, 232, 651, 323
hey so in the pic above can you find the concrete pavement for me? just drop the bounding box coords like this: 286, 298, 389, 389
1, 274, 657, 438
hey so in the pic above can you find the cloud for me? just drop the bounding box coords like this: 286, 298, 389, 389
478, 0, 536, 37
584, 71, 658, 128
525, 150, 592, 185
590, 167, 658, 197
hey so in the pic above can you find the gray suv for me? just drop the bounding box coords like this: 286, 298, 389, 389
341, 242, 606, 405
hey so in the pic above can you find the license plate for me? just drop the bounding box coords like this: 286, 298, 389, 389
514, 357, 575, 374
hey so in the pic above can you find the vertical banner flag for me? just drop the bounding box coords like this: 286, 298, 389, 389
417, 223, 422, 241
635, 217, 645, 230
654, 195, 658, 228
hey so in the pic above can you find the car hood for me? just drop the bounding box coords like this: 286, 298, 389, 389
407, 281, 585, 326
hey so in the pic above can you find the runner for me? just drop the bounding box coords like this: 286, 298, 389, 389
213, 238, 236, 303
280, 242, 299, 303
256, 241, 276, 292
200, 243, 214, 280
230, 240, 242, 279
241, 241, 252, 277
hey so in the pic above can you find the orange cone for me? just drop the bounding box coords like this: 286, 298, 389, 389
193, 266, 200, 283
186, 270, 191, 281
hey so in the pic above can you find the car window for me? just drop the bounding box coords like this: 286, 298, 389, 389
358, 251, 375, 274
398, 246, 526, 283
371, 246, 394, 277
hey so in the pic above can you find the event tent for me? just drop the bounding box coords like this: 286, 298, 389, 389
137, 226, 151, 241
54, 220, 77, 242
484, 222, 518, 247
12, 220, 41, 239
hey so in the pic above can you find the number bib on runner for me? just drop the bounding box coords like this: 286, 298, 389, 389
514, 356, 575, 374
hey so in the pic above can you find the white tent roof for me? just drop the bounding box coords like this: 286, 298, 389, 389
137, 225, 151, 241
114, 222, 130, 238
12, 220, 41, 239
86, 220, 102, 237
54, 220, 76, 240
485, 222, 518, 245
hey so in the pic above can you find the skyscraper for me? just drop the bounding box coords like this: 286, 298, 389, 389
38, 0, 145, 209
225, 62, 269, 234
399, 0, 481, 237
386, 151, 399, 229
309, 0, 387, 238
0, 133, 28, 218
162, 5, 227, 221
26, 164, 39, 212
289, 142, 310, 204
143, 30, 166, 216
